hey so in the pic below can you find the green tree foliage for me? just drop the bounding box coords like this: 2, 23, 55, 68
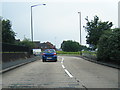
97, 28, 120, 61
61, 40, 81, 52
16, 38, 35, 49
79, 45, 90, 51
2, 19, 16, 44
83, 15, 113, 49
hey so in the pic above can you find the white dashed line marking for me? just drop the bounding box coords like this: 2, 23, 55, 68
61, 57, 64, 63
61, 57, 73, 78
64, 69, 73, 78
62, 65, 65, 69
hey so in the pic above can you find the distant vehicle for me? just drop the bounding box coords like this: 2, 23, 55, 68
42, 49, 57, 62
33, 49, 41, 56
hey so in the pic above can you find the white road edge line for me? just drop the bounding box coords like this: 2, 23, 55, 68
64, 69, 73, 78
62, 65, 65, 69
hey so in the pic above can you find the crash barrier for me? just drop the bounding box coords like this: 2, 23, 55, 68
2, 43, 32, 62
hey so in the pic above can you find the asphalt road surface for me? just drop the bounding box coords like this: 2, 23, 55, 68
2, 56, 118, 89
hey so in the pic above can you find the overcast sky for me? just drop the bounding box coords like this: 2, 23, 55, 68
1, 0, 120, 48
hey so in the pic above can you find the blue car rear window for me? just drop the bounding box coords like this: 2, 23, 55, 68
44, 49, 56, 53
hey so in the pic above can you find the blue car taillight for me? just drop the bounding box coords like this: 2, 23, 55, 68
42, 53, 45, 55
53, 53, 57, 55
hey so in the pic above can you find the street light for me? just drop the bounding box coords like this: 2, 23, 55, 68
31, 4, 46, 42
78, 12, 81, 45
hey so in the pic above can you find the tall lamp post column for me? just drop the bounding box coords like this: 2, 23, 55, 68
31, 4, 46, 42
31, 6, 33, 42
78, 12, 81, 45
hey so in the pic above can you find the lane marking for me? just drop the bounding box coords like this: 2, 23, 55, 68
64, 69, 73, 78
60, 57, 87, 89
62, 57, 64, 61
62, 65, 65, 69
61, 57, 64, 63
60, 57, 73, 78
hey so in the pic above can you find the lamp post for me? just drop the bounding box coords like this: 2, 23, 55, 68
31, 4, 46, 42
78, 12, 81, 45
118, 1, 120, 28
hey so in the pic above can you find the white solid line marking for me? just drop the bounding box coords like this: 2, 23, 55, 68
62, 65, 65, 69
64, 69, 73, 78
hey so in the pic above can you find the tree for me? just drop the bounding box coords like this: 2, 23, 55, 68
61, 40, 81, 52
79, 45, 90, 51
2, 19, 16, 44
83, 15, 113, 49
16, 38, 35, 49
97, 28, 120, 61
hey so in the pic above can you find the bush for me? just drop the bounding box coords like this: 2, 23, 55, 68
97, 28, 120, 62
16, 38, 35, 49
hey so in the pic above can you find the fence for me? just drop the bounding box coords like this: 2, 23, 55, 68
2, 43, 29, 52
2, 43, 31, 62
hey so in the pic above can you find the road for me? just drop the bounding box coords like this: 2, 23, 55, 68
2, 56, 118, 89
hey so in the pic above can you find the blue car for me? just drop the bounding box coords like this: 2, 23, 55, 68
42, 49, 57, 62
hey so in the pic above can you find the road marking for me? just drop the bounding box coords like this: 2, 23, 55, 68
61, 57, 73, 78
62, 65, 65, 69
61, 57, 64, 63
62, 57, 64, 60
64, 69, 73, 78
